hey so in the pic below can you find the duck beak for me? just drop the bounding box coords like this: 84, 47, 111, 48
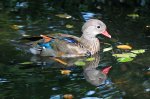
101, 66, 112, 75
101, 30, 111, 38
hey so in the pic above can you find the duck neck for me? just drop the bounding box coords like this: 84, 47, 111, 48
80, 35, 100, 54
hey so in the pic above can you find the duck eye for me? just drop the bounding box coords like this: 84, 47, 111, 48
97, 26, 101, 28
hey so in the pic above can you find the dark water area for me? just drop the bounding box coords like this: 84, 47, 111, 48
0, 0, 150, 99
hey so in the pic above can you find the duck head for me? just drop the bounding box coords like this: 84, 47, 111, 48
82, 19, 111, 39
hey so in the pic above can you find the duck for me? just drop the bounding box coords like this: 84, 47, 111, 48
28, 19, 111, 57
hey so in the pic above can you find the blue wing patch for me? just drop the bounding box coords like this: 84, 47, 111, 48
38, 37, 78, 49
63, 37, 78, 43
38, 42, 52, 49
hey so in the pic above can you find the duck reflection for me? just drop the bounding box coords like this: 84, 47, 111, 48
83, 53, 107, 86
30, 53, 111, 86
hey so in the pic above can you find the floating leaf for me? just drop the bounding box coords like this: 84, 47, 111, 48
74, 61, 86, 66
117, 57, 133, 62
145, 71, 150, 75
86, 57, 95, 61
131, 49, 145, 54
19, 61, 33, 65
63, 94, 73, 99
127, 13, 139, 19
53, 58, 67, 65
61, 70, 71, 75
117, 45, 132, 50
103, 46, 113, 52
113, 53, 136, 58
66, 24, 74, 28
22, 34, 30, 37
11, 25, 24, 30
55, 13, 72, 19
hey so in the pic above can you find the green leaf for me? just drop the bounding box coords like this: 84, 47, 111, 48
117, 57, 133, 62
19, 61, 33, 65
127, 13, 139, 19
74, 61, 86, 66
86, 57, 95, 61
113, 53, 137, 58
131, 49, 145, 54
103, 46, 113, 52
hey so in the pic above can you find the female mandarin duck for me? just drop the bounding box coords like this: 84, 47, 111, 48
29, 19, 111, 57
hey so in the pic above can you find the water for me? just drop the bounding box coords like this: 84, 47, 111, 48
0, 2, 150, 99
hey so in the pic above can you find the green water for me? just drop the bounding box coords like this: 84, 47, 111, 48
0, 1, 150, 99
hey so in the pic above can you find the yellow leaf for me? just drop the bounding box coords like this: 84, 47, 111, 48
117, 45, 132, 50
61, 70, 71, 75
66, 24, 74, 28
55, 13, 72, 19
11, 25, 24, 30
52, 58, 67, 65
63, 94, 73, 99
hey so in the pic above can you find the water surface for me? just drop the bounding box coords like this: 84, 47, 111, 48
0, 2, 150, 99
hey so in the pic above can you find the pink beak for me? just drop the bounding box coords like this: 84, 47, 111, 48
101, 30, 111, 38
101, 66, 112, 75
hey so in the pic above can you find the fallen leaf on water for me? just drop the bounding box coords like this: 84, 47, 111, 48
117, 45, 132, 50
61, 70, 72, 75
22, 34, 30, 37
66, 24, 74, 28
86, 57, 95, 61
117, 57, 133, 62
145, 71, 150, 75
11, 25, 24, 30
55, 13, 72, 19
127, 13, 139, 19
113, 53, 137, 58
74, 61, 86, 66
131, 49, 146, 54
52, 58, 67, 65
63, 94, 73, 99
103, 46, 113, 52
19, 61, 33, 65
